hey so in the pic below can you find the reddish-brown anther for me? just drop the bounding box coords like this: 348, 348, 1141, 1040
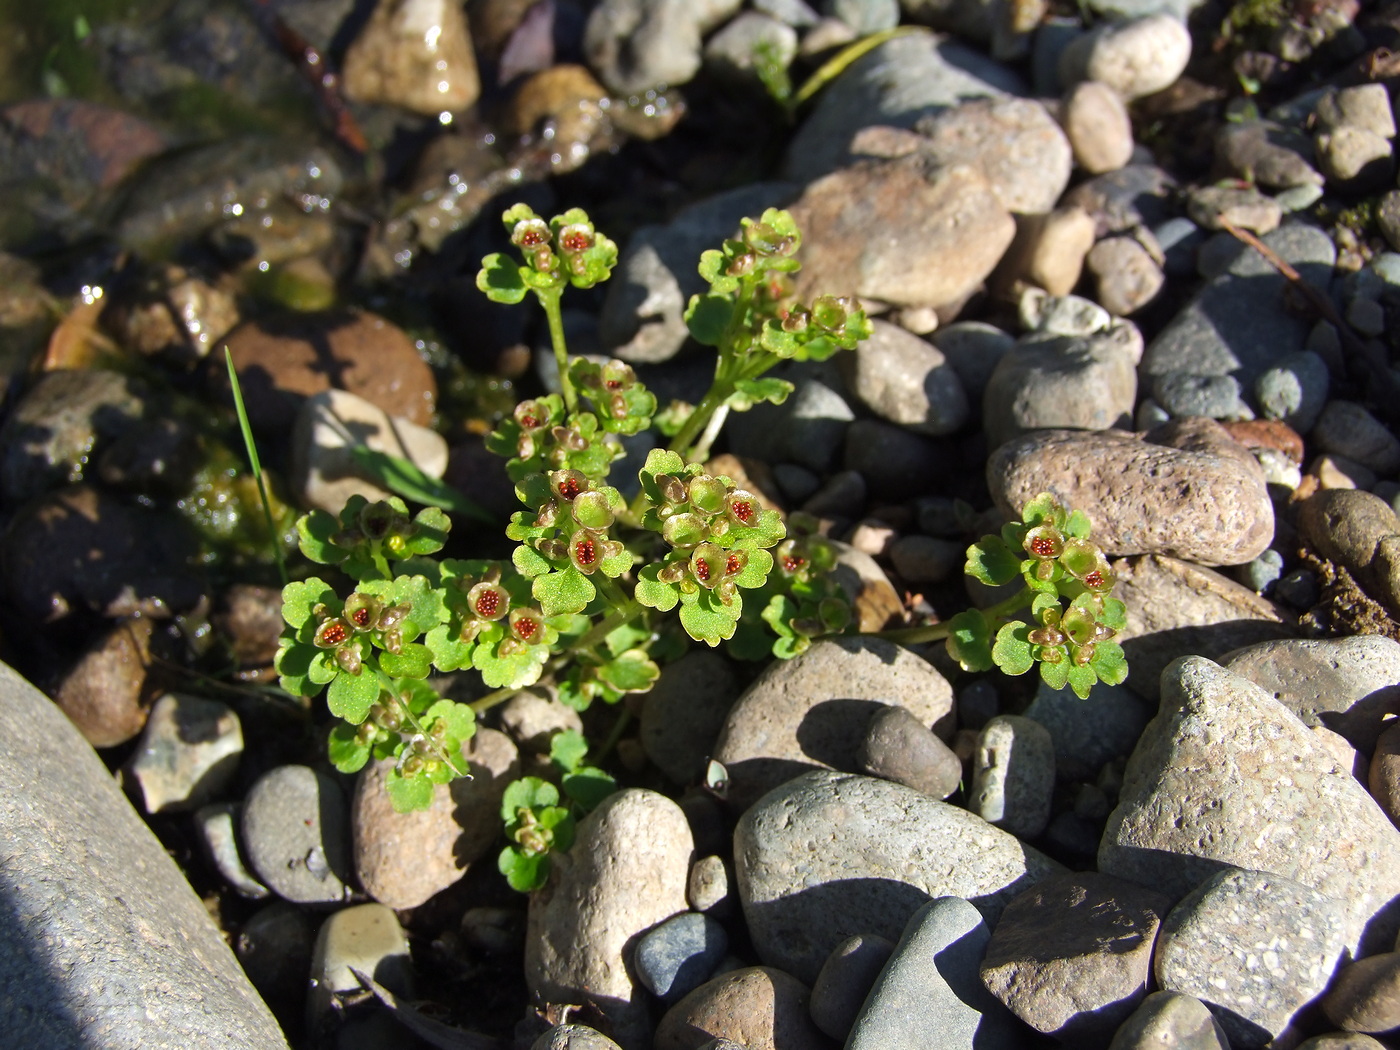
558, 476, 581, 499
514, 616, 539, 642
1084, 570, 1105, 589
726, 554, 743, 576
783, 554, 806, 574
475, 590, 500, 617
574, 537, 597, 567
517, 227, 548, 247
559, 228, 592, 253
350, 607, 371, 628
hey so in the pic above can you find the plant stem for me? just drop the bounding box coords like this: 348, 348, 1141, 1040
470, 685, 519, 715
592, 708, 631, 764
539, 289, 577, 416
877, 587, 1034, 646
378, 668, 467, 776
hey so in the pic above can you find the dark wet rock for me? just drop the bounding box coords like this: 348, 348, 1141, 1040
48, 616, 159, 748
217, 309, 436, 433
96, 416, 205, 497
0, 368, 149, 506
842, 419, 946, 502
2, 485, 206, 624
0, 660, 288, 1049
214, 582, 285, 671
235, 901, 313, 1019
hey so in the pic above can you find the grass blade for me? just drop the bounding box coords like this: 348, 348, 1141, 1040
224, 346, 289, 587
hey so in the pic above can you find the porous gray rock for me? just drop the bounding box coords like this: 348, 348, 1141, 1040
242, 765, 353, 905
634, 911, 729, 1003
712, 636, 955, 812
735, 771, 1064, 983
987, 419, 1274, 565
1154, 867, 1350, 1048
1107, 991, 1231, 1050
0, 660, 288, 1050
840, 319, 969, 436
1099, 656, 1400, 955
1086, 235, 1165, 316
980, 871, 1169, 1041
526, 789, 692, 1049
848, 897, 1022, 1050
1224, 635, 1400, 754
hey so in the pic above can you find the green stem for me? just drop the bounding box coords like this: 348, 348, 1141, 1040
224, 347, 289, 588
469, 685, 518, 715
877, 587, 1034, 646
571, 597, 642, 654
538, 288, 577, 416
378, 668, 467, 777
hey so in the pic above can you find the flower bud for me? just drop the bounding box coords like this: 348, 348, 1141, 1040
572, 490, 615, 530
381, 628, 403, 655
687, 475, 727, 515
536, 537, 569, 562
726, 251, 757, 277
662, 513, 708, 549
549, 469, 587, 502
811, 295, 850, 332
335, 645, 362, 675
657, 474, 687, 504
657, 560, 687, 584
359, 500, 405, 541
377, 604, 411, 630
725, 490, 760, 528
509, 607, 544, 644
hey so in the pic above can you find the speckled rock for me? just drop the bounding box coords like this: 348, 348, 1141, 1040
735, 771, 1064, 983
1155, 867, 1350, 1047
980, 872, 1169, 1041
810, 934, 896, 1041
840, 319, 969, 436
1062, 163, 1178, 238
584, 0, 706, 95
1111, 554, 1292, 703
1321, 951, 1400, 1035
1061, 80, 1134, 174
641, 649, 742, 786
352, 727, 519, 910
0, 661, 288, 1049
849, 897, 1021, 1050
342, 0, 481, 114
499, 688, 584, 753
531, 1024, 624, 1050
635, 911, 729, 1003
1224, 635, 1400, 754
1099, 656, 1400, 955
987, 419, 1274, 565
48, 616, 158, 748
968, 715, 1055, 839
712, 636, 955, 813
912, 96, 1072, 214
1057, 15, 1192, 101
981, 327, 1139, 448
1086, 235, 1165, 316
1296, 488, 1400, 619
241, 765, 353, 905
653, 966, 827, 1050
1107, 991, 1231, 1050
858, 702, 962, 799
789, 155, 1015, 314
126, 693, 242, 813
1295, 1033, 1391, 1050
526, 789, 693, 1049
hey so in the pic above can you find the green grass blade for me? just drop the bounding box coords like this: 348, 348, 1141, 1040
346, 445, 494, 524
789, 26, 921, 112
224, 346, 289, 587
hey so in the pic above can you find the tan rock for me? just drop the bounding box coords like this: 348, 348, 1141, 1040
343, 0, 481, 115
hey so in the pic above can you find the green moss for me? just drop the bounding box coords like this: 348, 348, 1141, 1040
1222, 0, 1290, 43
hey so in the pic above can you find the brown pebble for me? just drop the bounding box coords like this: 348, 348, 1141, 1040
1372, 722, 1400, 831
50, 617, 158, 747
1322, 951, 1400, 1033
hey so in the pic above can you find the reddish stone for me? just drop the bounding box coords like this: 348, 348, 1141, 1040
1219, 419, 1305, 465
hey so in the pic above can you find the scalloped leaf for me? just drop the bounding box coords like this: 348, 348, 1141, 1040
307, 649, 340, 686
598, 648, 660, 692
562, 766, 616, 811
534, 567, 595, 617
403, 506, 451, 555
680, 591, 740, 647
992, 620, 1035, 676
1039, 656, 1070, 691
473, 638, 547, 689
328, 723, 371, 774
513, 543, 554, 578
424, 622, 474, 672
1031, 591, 1062, 619
723, 508, 786, 551
965, 537, 1021, 588
386, 768, 435, 813
297, 510, 347, 566
499, 845, 550, 892
1064, 508, 1092, 540
1100, 597, 1127, 631
1066, 663, 1097, 699
549, 727, 589, 772
1021, 493, 1065, 529
758, 322, 802, 358
1090, 639, 1128, 687
282, 577, 338, 629
425, 699, 476, 742
945, 609, 993, 673
635, 564, 681, 612
379, 642, 433, 679
685, 292, 734, 347
697, 248, 740, 294
275, 641, 320, 697
327, 668, 381, 724
734, 547, 774, 589
501, 775, 559, 819
477, 253, 528, 304
729, 378, 793, 411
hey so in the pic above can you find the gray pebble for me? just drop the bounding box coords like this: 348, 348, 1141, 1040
842, 419, 943, 502
1153, 216, 1204, 277
957, 680, 1000, 731
1237, 547, 1284, 593
848, 897, 1022, 1050
1023, 680, 1154, 783
1086, 235, 1165, 316
969, 715, 1055, 839
635, 912, 730, 1002
1254, 350, 1330, 432
931, 321, 1017, 403
810, 933, 896, 1040
1151, 371, 1253, 421
1311, 400, 1400, 476
530, 1024, 624, 1050
241, 765, 352, 905
727, 371, 854, 473
1107, 991, 1230, 1050
1274, 567, 1320, 609
841, 319, 969, 436
687, 854, 733, 915
126, 693, 241, 814
306, 902, 413, 1030
195, 802, 269, 899
641, 649, 741, 786
858, 703, 963, 799
704, 13, 798, 88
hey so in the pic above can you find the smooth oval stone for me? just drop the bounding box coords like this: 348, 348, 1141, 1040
810, 933, 896, 1040
1107, 991, 1230, 1050
969, 715, 1055, 839
526, 789, 692, 1049
981, 871, 1168, 1042
735, 771, 1064, 983
840, 318, 969, 436
1099, 657, 1400, 955
858, 703, 963, 799
1156, 867, 1349, 1048
987, 421, 1274, 565
196, 802, 269, 900
127, 693, 241, 813
654, 966, 826, 1050
1321, 951, 1400, 1035
241, 765, 352, 905
634, 911, 729, 1002
1058, 14, 1192, 101
712, 636, 955, 813
306, 902, 413, 1030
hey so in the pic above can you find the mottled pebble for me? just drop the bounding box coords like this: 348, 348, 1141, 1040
1296, 488, 1400, 619
655, 966, 825, 1050
241, 765, 352, 905
530, 1024, 624, 1050
1086, 235, 1165, 316
584, 0, 704, 94
1373, 722, 1400, 830
999, 205, 1098, 297
1057, 15, 1192, 101
195, 802, 269, 899
858, 703, 963, 799
888, 534, 963, 584
49, 617, 157, 748
1213, 120, 1322, 189
1061, 80, 1134, 174
127, 693, 241, 813
969, 715, 1055, 839
1186, 184, 1282, 234
932, 322, 1018, 401
1254, 350, 1330, 432
840, 319, 969, 436
1151, 371, 1252, 421
687, 854, 733, 915
635, 911, 730, 1003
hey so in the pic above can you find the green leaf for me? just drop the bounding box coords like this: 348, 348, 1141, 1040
562, 766, 617, 812
758, 322, 802, 358
733, 547, 774, 589
696, 248, 740, 294
327, 669, 381, 724
513, 544, 553, 578
1031, 591, 1061, 620
477, 253, 528, 304
1039, 657, 1070, 691
598, 649, 660, 692
945, 609, 993, 673
473, 638, 548, 690
274, 641, 319, 696
379, 642, 433, 679
635, 564, 681, 612
307, 649, 340, 685
599, 545, 633, 578
1064, 509, 1092, 540
1067, 663, 1098, 699
328, 723, 371, 774
729, 377, 793, 410
685, 292, 733, 347
404, 506, 452, 553
549, 728, 589, 773
1021, 493, 1065, 529
534, 566, 595, 617
1100, 598, 1128, 631
502, 776, 559, 819
386, 768, 435, 813
424, 622, 474, 672
282, 577, 338, 629
425, 699, 477, 742
680, 590, 741, 646
965, 537, 1021, 587
297, 510, 347, 566
498, 845, 550, 892
991, 620, 1035, 676
1090, 640, 1128, 686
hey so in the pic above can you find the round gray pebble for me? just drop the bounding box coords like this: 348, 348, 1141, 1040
634, 911, 729, 1002
241, 764, 352, 904
1238, 548, 1284, 593
1152, 371, 1252, 421
1254, 350, 1330, 433
969, 715, 1056, 839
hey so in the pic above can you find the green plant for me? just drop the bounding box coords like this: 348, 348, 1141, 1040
274, 203, 1127, 893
